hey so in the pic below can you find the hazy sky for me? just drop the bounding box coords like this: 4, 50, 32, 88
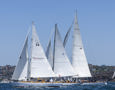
0, 0, 115, 66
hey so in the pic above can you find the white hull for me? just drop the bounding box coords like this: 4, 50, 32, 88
10, 82, 79, 87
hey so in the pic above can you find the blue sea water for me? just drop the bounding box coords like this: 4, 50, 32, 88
0, 82, 115, 90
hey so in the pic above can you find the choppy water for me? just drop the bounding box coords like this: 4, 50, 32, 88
0, 82, 115, 90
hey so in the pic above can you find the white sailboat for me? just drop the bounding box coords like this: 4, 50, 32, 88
72, 13, 91, 77
112, 71, 115, 79
53, 24, 76, 77
11, 23, 78, 87
12, 12, 92, 87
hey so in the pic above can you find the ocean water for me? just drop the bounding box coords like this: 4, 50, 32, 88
0, 82, 115, 90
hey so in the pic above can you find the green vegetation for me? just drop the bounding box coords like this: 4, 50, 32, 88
0, 64, 114, 81
89, 64, 115, 81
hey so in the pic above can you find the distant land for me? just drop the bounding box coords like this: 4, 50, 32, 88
0, 64, 115, 82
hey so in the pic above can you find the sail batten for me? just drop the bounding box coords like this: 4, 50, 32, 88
53, 24, 76, 77
72, 13, 91, 77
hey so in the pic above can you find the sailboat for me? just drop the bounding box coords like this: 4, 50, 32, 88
112, 72, 115, 79
11, 22, 78, 87
11, 12, 92, 87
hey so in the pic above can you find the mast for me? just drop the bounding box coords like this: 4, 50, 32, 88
72, 12, 91, 77
52, 24, 57, 71
29, 22, 34, 80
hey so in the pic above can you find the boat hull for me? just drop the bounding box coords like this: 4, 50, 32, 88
10, 82, 79, 87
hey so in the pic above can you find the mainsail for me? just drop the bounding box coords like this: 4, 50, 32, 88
53, 24, 76, 77
72, 13, 92, 77
46, 24, 72, 68
30, 23, 56, 78
12, 36, 28, 81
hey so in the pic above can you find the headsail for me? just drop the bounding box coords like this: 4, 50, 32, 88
53, 24, 76, 77
30, 23, 56, 78
46, 39, 53, 68
72, 13, 91, 77
12, 36, 28, 81
63, 23, 73, 47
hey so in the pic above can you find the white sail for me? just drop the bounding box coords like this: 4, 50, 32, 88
112, 71, 115, 79
63, 23, 73, 47
12, 36, 28, 81
46, 39, 53, 68
72, 13, 91, 77
18, 59, 28, 80
53, 24, 76, 77
30, 23, 56, 78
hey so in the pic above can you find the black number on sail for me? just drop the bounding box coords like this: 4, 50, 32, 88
36, 42, 39, 46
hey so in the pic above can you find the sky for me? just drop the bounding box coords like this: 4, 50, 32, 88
0, 0, 115, 66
